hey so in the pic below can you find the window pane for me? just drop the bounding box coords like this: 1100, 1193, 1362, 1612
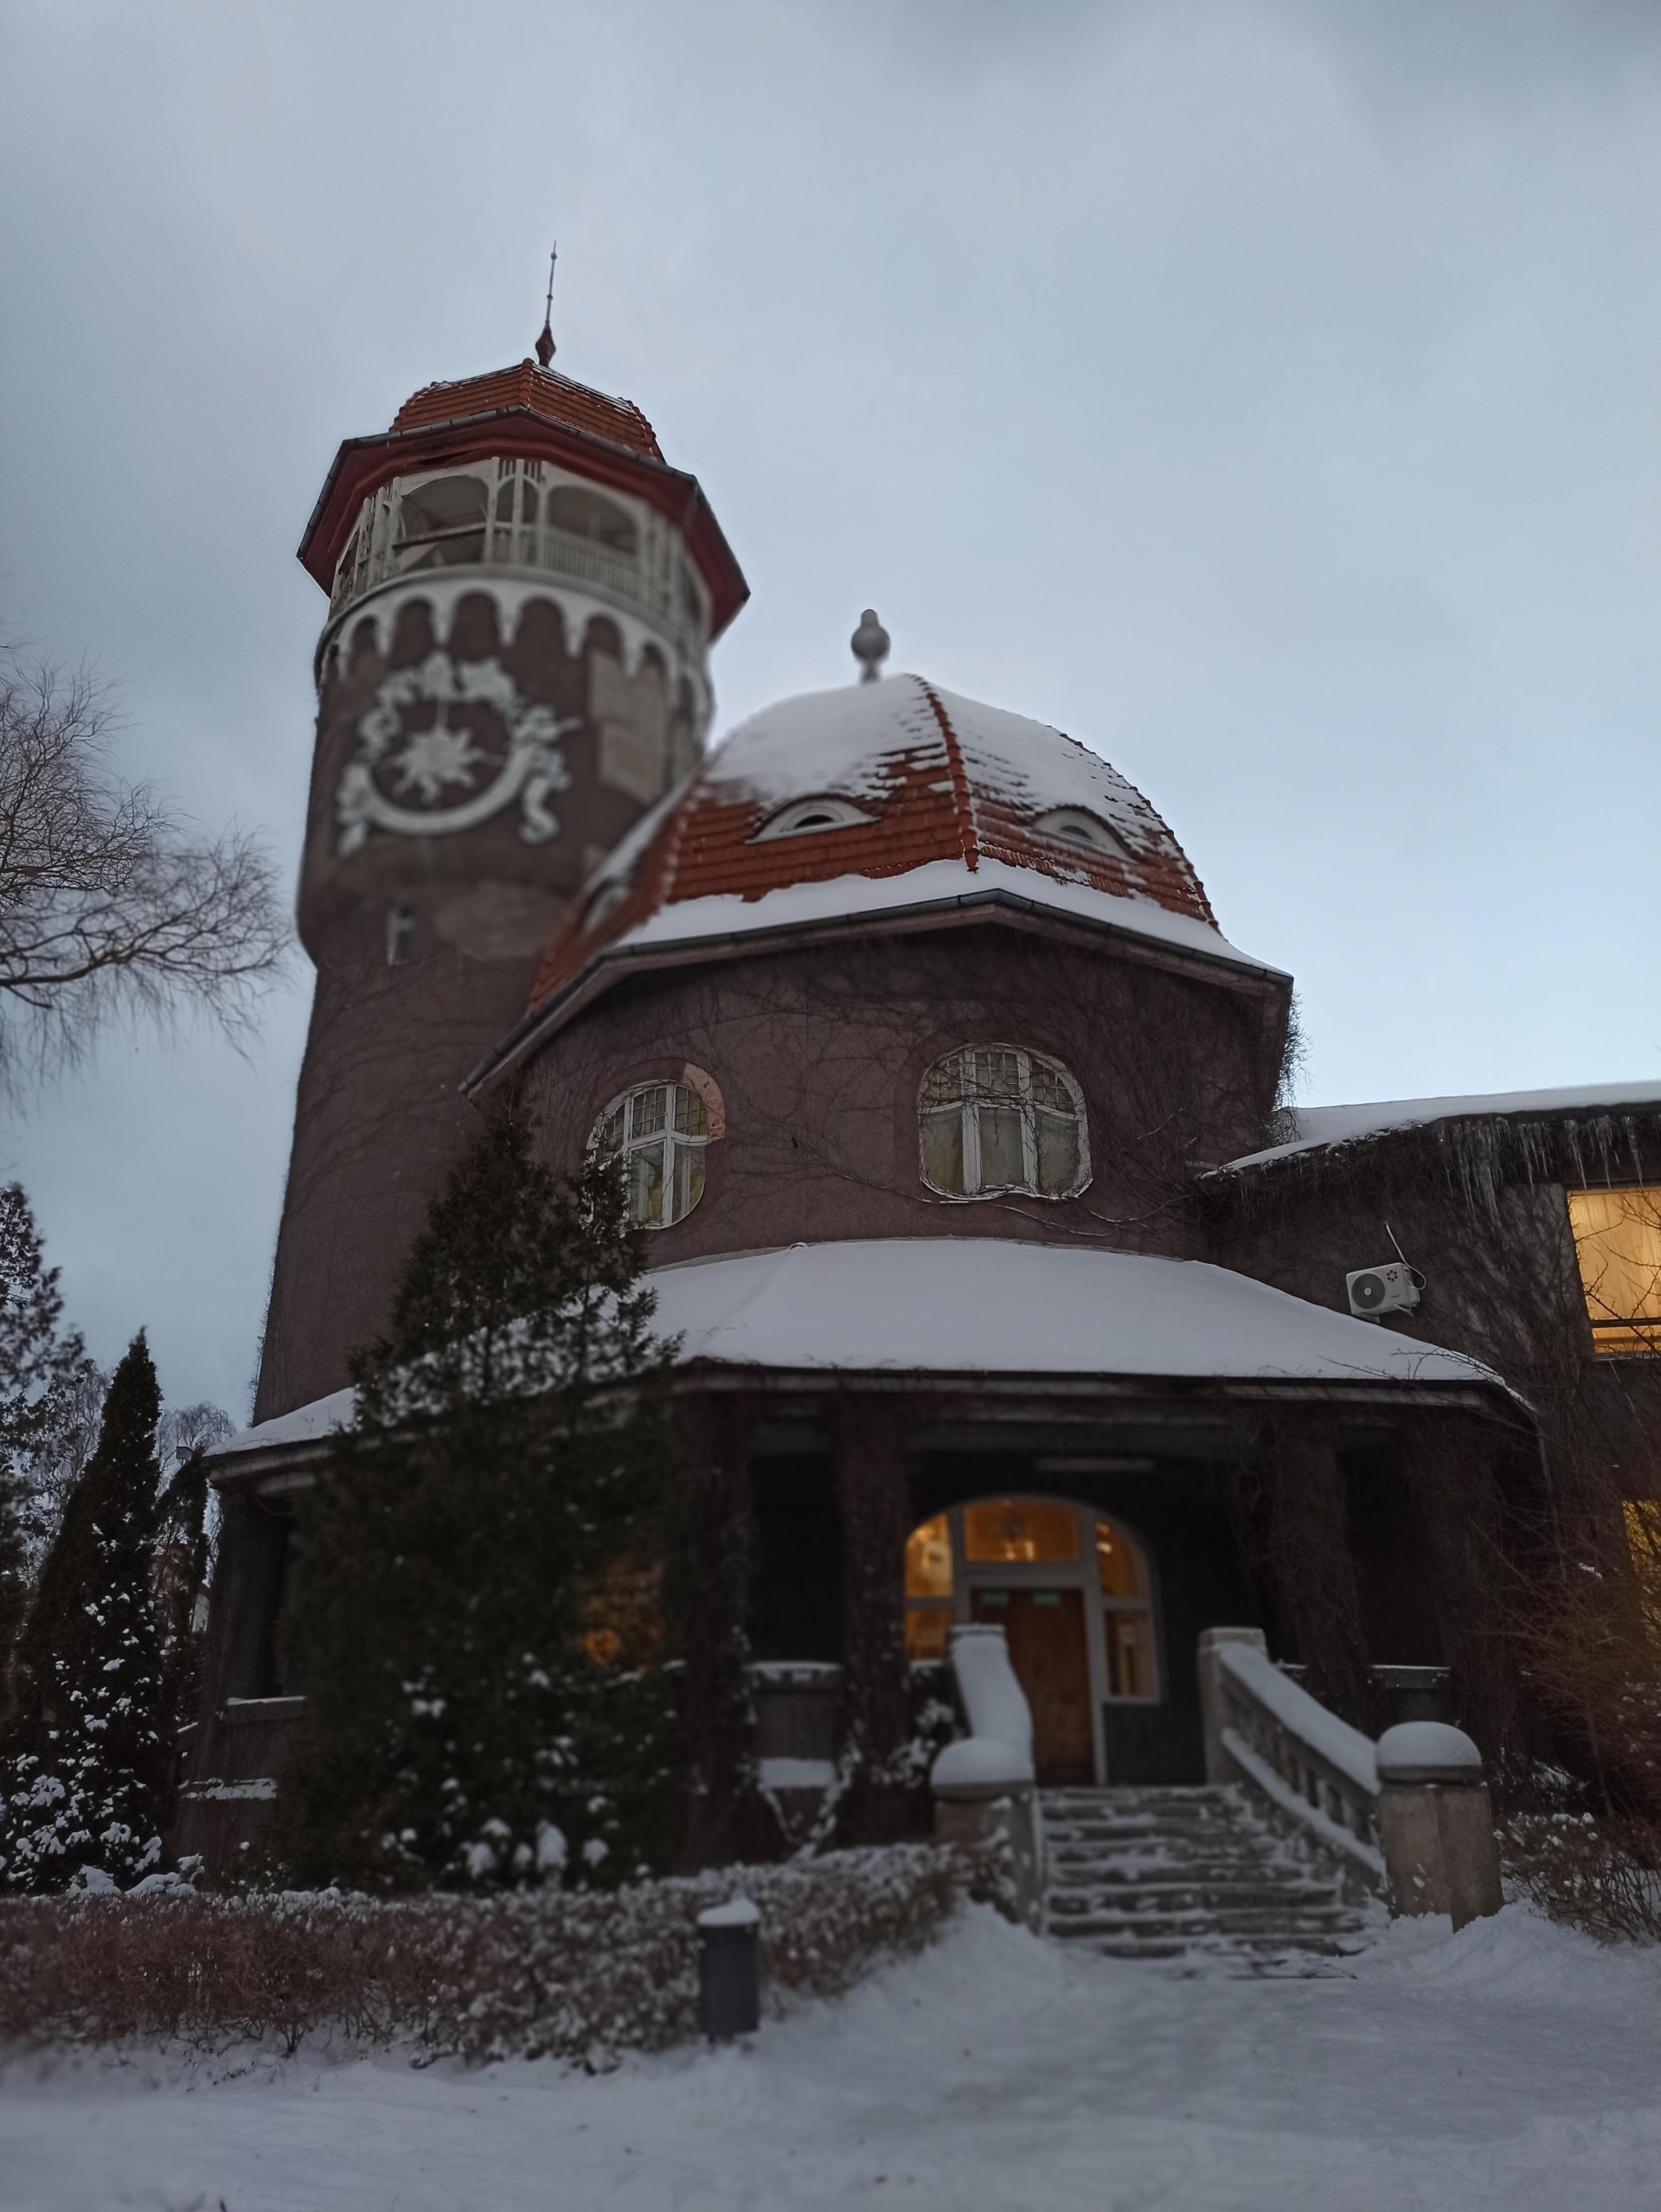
1095, 1521, 1146, 1598
1568, 1187, 1661, 1352
629, 1087, 668, 1141
920, 1106, 965, 1194
1106, 1610, 1153, 1698
920, 1054, 965, 1110
628, 1138, 665, 1228
674, 1085, 709, 1137
399, 474, 487, 540
1036, 1110, 1081, 1196
669, 1143, 704, 1224
962, 1497, 1080, 1564
905, 1514, 953, 1598
1029, 1061, 1070, 1114
977, 1103, 1025, 1190
905, 1606, 952, 1661
971, 1048, 1021, 1102
595, 1105, 624, 1154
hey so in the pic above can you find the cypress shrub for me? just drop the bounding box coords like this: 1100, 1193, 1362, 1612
0, 1337, 168, 1889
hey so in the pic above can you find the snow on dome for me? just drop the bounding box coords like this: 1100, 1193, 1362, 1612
516, 675, 1266, 1042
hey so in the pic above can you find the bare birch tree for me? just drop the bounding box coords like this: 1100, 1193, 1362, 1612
0, 651, 287, 1088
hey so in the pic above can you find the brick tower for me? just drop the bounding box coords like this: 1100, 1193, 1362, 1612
254, 340, 747, 1419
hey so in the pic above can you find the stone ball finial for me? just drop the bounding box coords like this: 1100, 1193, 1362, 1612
850, 608, 890, 684
535, 320, 556, 369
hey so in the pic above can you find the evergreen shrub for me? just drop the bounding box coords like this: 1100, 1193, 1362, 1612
274, 1114, 680, 1893
0, 1338, 168, 1889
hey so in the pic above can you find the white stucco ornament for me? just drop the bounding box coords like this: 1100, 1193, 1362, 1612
336, 651, 577, 856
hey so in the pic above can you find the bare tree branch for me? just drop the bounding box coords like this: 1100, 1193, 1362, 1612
0, 651, 289, 1087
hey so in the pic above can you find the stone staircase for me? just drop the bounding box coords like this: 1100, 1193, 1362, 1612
1041, 1784, 1378, 1970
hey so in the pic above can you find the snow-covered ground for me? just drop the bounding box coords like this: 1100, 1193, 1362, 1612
3, 1902, 1660, 2210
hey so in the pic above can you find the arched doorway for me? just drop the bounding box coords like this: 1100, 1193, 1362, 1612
905, 1496, 1159, 1785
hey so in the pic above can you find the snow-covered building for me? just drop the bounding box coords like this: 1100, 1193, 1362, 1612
177, 341, 1661, 1871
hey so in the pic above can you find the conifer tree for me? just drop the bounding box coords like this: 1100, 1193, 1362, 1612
274, 1113, 678, 1894
0, 1336, 168, 1889
0, 1183, 100, 1586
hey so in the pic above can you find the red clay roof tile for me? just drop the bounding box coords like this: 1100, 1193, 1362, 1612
526, 676, 1222, 1013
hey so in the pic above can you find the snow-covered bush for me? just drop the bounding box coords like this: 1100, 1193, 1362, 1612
1500, 1812, 1661, 1944
0, 1843, 972, 2061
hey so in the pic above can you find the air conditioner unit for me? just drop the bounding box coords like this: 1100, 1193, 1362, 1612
1346, 1262, 1423, 1319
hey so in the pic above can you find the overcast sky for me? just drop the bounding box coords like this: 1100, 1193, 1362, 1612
1, 0, 1658, 1420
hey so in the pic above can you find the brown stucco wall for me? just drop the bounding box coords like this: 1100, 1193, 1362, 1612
521, 923, 1288, 1263
256, 586, 697, 1420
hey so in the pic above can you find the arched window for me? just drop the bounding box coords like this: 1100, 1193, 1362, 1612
919, 1046, 1088, 1201
548, 484, 639, 556
394, 473, 490, 570
592, 1080, 709, 1228
904, 1497, 1158, 1781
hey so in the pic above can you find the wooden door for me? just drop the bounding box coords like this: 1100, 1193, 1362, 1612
971, 1587, 1093, 1784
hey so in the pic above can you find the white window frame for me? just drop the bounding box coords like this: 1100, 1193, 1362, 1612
590, 1080, 710, 1230
918, 1044, 1090, 1202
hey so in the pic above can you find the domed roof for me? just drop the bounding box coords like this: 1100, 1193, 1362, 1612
390, 358, 663, 460
482, 675, 1276, 1082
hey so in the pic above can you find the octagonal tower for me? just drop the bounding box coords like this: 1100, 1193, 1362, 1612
254, 347, 747, 1420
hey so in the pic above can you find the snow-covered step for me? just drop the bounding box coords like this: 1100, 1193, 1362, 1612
1039, 1784, 1376, 1970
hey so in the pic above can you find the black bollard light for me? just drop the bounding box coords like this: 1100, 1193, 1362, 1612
696, 1895, 761, 2040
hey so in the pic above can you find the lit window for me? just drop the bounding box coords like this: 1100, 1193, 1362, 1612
1568, 1187, 1661, 1355
394, 473, 489, 570
591, 1081, 709, 1229
901, 1498, 1158, 1703
963, 1497, 1080, 1564
1031, 806, 1129, 859
919, 1046, 1089, 1201
752, 796, 876, 842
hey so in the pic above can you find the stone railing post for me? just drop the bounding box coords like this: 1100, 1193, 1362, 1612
1375, 1723, 1503, 1931
1196, 1625, 1267, 1784
931, 1625, 1043, 1930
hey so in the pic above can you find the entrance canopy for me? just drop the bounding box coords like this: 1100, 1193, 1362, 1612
215, 1236, 1504, 1467
647, 1238, 1501, 1394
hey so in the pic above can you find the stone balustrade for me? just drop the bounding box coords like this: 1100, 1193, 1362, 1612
1197, 1626, 1503, 1929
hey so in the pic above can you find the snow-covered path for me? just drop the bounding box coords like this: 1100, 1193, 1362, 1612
3, 1903, 1660, 2210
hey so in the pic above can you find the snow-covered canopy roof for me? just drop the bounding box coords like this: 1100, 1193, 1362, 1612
1223, 1079, 1661, 1174
215, 1238, 1503, 1463
480, 676, 1279, 1084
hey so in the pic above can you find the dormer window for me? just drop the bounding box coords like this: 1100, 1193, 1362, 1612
1031, 806, 1129, 860
752, 796, 876, 843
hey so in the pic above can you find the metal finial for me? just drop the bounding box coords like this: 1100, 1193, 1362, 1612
850, 607, 890, 683
535, 243, 558, 368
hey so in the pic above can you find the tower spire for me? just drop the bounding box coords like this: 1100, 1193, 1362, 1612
535, 243, 558, 369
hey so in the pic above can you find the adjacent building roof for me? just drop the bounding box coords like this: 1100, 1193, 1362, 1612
213, 1237, 1504, 1464
1223, 1079, 1661, 1174
474, 677, 1280, 1084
